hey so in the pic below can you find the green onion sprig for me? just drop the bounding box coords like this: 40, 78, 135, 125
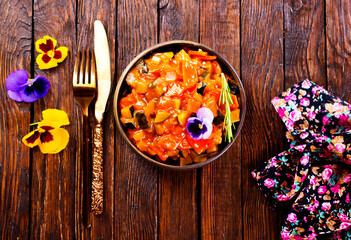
219, 73, 235, 142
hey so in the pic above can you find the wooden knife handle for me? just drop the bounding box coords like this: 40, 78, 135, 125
91, 122, 103, 215
83, 115, 92, 226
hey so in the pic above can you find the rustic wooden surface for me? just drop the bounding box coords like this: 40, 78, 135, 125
0, 0, 350, 239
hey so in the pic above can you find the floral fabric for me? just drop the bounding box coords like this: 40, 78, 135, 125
252, 80, 351, 239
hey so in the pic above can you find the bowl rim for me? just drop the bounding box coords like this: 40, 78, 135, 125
113, 40, 246, 170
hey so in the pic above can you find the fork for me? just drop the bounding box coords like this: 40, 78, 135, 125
73, 51, 96, 227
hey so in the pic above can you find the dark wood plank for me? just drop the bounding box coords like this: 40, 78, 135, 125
158, 170, 198, 239
73, 108, 92, 240
30, 1, 76, 239
241, 0, 286, 239
115, 1, 158, 239
158, 1, 200, 239
284, 0, 326, 87
75, 1, 116, 239
0, 0, 32, 239
326, 0, 351, 102
159, 0, 200, 42
199, 0, 242, 239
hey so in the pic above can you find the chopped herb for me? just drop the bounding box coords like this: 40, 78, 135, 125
219, 73, 236, 142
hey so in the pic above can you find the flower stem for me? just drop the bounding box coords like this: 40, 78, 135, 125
29, 122, 40, 126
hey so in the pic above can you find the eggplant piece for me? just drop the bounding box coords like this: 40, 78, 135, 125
213, 109, 225, 125
154, 111, 170, 123
124, 119, 136, 129
121, 105, 135, 118
228, 80, 239, 95
199, 70, 209, 79
136, 59, 148, 74
196, 82, 207, 95
134, 111, 149, 129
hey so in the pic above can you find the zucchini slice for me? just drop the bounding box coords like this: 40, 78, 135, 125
154, 111, 171, 123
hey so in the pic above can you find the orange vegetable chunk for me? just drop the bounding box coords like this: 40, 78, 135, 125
182, 60, 198, 88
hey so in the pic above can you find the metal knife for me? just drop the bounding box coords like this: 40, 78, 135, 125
91, 20, 111, 215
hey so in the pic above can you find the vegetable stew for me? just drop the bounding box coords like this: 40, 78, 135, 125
119, 48, 240, 165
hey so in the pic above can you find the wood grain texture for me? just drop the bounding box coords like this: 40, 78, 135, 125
158, 170, 198, 239
241, 0, 286, 239
199, 0, 242, 239
0, 0, 32, 239
158, 1, 200, 239
326, 0, 351, 102
1, 0, 351, 239
30, 1, 76, 239
284, 0, 326, 87
159, 0, 200, 42
76, 1, 116, 239
115, 0, 158, 239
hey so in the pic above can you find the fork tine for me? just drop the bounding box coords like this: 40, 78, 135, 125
79, 51, 85, 84
73, 51, 80, 85
85, 51, 90, 84
91, 52, 96, 87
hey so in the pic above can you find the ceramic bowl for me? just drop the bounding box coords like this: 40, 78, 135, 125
113, 40, 246, 170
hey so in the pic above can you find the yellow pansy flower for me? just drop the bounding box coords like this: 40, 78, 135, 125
22, 109, 70, 154
35, 36, 68, 70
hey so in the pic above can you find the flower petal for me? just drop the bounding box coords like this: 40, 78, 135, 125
19, 87, 39, 103
22, 130, 40, 148
35, 36, 57, 54
38, 128, 69, 154
186, 117, 203, 140
36, 54, 58, 70
202, 118, 213, 139
40, 130, 54, 143
39, 109, 70, 128
196, 107, 214, 122
6, 69, 28, 92
12, 75, 50, 103
53, 47, 68, 63
32, 76, 50, 98
42, 54, 52, 64
7, 90, 23, 102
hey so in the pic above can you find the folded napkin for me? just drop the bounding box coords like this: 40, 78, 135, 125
252, 80, 351, 239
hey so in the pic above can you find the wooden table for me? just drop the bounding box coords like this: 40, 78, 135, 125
1, 0, 351, 239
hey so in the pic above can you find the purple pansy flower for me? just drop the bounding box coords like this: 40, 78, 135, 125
186, 107, 214, 140
6, 69, 50, 103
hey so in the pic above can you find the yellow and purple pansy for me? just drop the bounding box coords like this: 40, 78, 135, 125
35, 36, 68, 69
22, 109, 70, 154
6, 69, 50, 102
